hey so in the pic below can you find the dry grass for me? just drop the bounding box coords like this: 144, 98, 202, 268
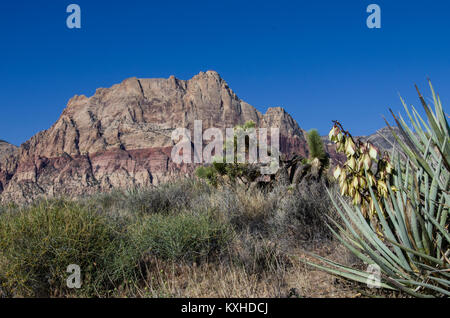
114, 241, 358, 298
0, 178, 376, 298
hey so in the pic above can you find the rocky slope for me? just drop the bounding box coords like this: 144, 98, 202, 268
0, 140, 19, 193
0, 71, 309, 203
359, 126, 404, 152
0, 140, 18, 162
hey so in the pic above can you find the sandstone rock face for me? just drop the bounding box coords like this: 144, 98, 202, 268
0, 140, 18, 163
0, 71, 309, 203
0, 140, 19, 193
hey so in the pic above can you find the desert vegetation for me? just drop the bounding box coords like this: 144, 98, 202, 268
0, 83, 447, 298
0, 175, 363, 298
307, 82, 449, 298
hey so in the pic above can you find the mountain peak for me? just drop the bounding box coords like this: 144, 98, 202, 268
0, 72, 307, 203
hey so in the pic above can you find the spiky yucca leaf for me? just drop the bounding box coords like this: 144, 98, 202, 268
304, 82, 449, 297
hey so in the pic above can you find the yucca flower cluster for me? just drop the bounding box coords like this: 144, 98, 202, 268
329, 121, 395, 217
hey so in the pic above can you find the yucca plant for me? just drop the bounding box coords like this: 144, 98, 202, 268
304, 81, 449, 297
195, 121, 262, 188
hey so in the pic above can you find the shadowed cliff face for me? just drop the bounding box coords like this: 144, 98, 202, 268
0, 71, 309, 203
0, 141, 19, 193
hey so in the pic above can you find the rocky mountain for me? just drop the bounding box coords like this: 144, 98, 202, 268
0, 140, 18, 162
0, 140, 19, 193
359, 126, 404, 152
0, 71, 309, 203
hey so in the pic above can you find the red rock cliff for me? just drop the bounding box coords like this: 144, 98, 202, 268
0, 71, 308, 203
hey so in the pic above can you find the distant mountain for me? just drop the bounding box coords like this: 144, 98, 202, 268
0, 140, 18, 160
0, 71, 310, 203
359, 126, 403, 152
0, 140, 19, 193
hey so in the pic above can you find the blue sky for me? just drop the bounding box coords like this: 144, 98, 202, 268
1, 0, 449, 146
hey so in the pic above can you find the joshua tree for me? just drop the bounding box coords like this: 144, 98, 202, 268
306, 129, 328, 165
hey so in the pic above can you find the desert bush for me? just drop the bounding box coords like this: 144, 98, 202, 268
223, 187, 277, 233
130, 210, 234, 263
0, 162, 340, 297
231, 232, 291, 275
270, 182, 336, 245
0, 199, 138, 297
196, 181, 336, 246
87, 178, 211, 216
306, 129, 329, 167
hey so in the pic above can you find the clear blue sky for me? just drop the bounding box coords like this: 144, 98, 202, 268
1, 0, 449, 146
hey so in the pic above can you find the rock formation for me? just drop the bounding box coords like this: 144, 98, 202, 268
0, 140, 19, 194
359, 126, 404, 152
0, 71, 309, 203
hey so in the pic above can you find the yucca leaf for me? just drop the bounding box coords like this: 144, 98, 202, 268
396, 279, 450, 296
310, 82, 449, 297
415, 84, 444, 143
385, 238, 445, 266
299, 254, 395, 290
325, 220, 372, 264
427, 276, 450, 288
385, 116, 434, 177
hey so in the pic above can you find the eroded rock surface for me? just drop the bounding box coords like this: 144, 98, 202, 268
0, 140, 19, 194
0, 71, 309, 203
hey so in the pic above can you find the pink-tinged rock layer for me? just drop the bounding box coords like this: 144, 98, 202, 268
1, 71, 310, 203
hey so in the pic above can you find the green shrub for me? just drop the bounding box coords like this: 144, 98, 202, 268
87, 178, 211, 216
306, 129, 329, 167
195, 166, 219, 186
130, 211, 234, 263
0, 199, 137, 297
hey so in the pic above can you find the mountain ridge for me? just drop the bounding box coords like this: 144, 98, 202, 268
0, 71, 308, 203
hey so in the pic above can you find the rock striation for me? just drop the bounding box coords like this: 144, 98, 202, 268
0, 71, 309, 203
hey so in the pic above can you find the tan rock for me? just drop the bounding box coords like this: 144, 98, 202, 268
0, 71, 308, 203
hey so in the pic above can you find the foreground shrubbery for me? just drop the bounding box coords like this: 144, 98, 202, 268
0, 178, 342, 297
0, 200, 135, 297
131, 212, 233, 262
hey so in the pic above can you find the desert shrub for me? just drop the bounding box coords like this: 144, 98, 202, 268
0, 171, 345, 298
221, 187, 277, 233
128, 179, 212, 214
269, 182, 336, 245
0, 199, 137, 297
87, 178, 212, 216
0, 205, 6, 216
231, 232, 291, 275
130, 210, 234, 263
85, 189, 127, 214
306, 129, 329, 167
195, 182, 335, 246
